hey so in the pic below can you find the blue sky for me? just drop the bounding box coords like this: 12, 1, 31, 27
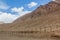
0, 0, 52, 23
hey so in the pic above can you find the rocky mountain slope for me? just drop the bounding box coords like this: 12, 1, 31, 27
5, 1, 60, 32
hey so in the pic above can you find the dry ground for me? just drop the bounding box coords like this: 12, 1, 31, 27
0, 31, 60, 40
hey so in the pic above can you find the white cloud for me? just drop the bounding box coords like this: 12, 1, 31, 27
0, 0, 10, 10
0, 12, 18, 23
11, 7, 31, 16
11, 7, 24, 13
0, 7, 31, 23
28, 2, 38, 8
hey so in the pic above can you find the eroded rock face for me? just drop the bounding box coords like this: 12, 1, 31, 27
50, 30, 60, 38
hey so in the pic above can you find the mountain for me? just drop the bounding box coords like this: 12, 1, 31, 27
0, 1, 60, 39
5, 1, 60, 32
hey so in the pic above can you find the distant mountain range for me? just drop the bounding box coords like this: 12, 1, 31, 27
0, 21, 4, 24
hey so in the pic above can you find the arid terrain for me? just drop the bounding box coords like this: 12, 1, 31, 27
0, 1, 60, 40
0, 31, 60, 40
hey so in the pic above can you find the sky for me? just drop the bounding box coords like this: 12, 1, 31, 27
0, 0, 52, 23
